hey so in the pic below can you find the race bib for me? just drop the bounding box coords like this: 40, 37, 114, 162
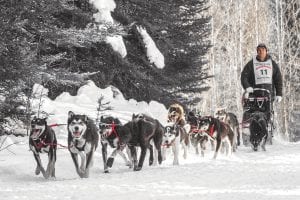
253, 56, 273, 85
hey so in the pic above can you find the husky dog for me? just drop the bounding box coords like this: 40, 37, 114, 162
189, 130, 209, 157
162, 122, 190, 165
128, 116, 163, 171
186, 111, 209, 156
198, 117, 234, 159
167, 103, 186, 127
132, 113, 164, 166
99, 114, 163, 172
215, 108, 240, 151
249, 111, 268, 151
29, 117, 57, 179
99, 116, 132, 173
67, 111, 99, 178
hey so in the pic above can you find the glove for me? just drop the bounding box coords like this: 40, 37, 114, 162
246, 87, 254, 93
244, 92, 249, 99
275, 96, 282, 103
244, 87, 254, 99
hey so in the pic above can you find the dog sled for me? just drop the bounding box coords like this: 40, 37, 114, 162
241, 88, 274, 146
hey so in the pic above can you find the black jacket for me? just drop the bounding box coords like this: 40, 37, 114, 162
241, 55, 283, 97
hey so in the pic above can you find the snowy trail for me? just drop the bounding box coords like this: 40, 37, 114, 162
1, 136, 300, 200
1, 82, 299, 200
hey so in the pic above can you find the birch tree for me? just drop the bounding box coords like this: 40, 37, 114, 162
270, 0, 300, 140
208, 0, 299, 139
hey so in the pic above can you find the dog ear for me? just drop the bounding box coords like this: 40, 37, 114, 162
132, 113, 136, 120
84, 115, 88, 122
68, 111, 74, 119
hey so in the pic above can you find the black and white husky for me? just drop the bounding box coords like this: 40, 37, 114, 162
198, 117, 234, 159
99, 114, 163, 172
162, 122, 190, 165
29, 117, 57, 179
99, 116, 132, 173
67, 111, 99, 178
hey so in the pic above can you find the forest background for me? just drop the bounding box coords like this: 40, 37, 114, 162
0, 0, 299, 140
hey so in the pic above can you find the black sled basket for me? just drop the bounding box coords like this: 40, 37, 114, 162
243, 88, 272, 121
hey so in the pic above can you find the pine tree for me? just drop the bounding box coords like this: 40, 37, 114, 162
113, 0, 212, 105
1, 0, 212, 114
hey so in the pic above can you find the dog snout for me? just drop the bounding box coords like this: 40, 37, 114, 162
74, 126, 79, 131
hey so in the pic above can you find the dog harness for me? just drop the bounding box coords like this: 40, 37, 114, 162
33, 139, 48, 151
209, 124, 215, 137
101, 121, 124, 147
110, 122, 120, 139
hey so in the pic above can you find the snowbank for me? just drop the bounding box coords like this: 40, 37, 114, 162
31, 80, 168, 136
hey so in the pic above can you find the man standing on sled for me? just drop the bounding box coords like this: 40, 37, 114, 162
240, 43, 283, 145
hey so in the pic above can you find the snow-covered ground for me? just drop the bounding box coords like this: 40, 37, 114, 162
1, 136, 300, 200
1, 81, 300, 200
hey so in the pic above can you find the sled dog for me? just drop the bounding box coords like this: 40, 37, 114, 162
198, 117, 234, 159
29, 117, 57, 179
68, 111, 99, 178
249, 111, 268, 151
215, 108, 240, 150
162, 121, 190, 165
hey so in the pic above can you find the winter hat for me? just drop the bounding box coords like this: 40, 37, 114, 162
257, 43, 268, 51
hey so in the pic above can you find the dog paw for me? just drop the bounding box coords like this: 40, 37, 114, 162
42, 171, 50, 179
78, 173, 86, 178
126, 162, 133, 168
107, 157, 114, 168
77, 170, 86, 178
158, 160, 162, 165
173, 161, 179, 165
149, 160, 153, 166
35, 167, 41, 175
83, 172, 89, 178
46, 176, 56, 181
133, 166, 142, 171
104, 169, 110, 173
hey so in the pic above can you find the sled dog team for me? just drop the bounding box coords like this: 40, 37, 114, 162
29, 104, 266, 179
